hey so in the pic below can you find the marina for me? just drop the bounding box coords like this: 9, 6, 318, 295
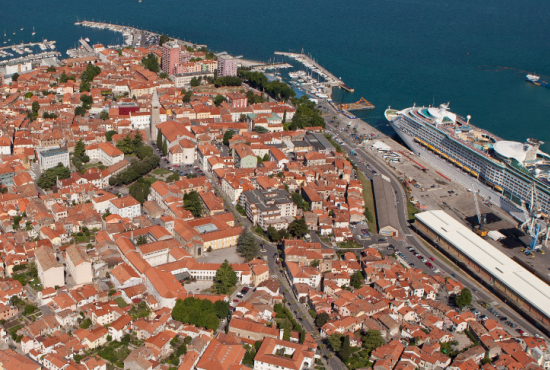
274, 51, 345, 88
0, 51, 61, 66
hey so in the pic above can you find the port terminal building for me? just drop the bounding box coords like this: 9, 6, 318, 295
414, 210, 550, 330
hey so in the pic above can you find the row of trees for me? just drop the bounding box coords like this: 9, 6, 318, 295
37, 163, 71, 189
215, 76, 242, 87
157, 129, 168, 156
72, 139, 90, 172
266, 218, 309, 242
171, 296, 231, 331
238, 70, 295, 101
288, 95, 325, 130
109, 155, 160, 186
116, 131, 144, 156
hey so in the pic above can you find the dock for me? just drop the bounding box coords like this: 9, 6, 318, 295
79, 38, 94, 53
250, 62, 293, 71
274, 51, 345, 88
0, 51, 61, 66
0, 40, 56, 52
342, 97, 375, 111
76, 21, 207, 49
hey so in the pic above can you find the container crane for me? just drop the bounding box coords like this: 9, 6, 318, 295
521, 183, 544, 256
471, 183, 488, 236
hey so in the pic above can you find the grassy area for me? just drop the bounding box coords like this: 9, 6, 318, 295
338, 240, 363, 249
407, 200, 420, 221
152, 168, 172, 175
357, 171, 377, 231
324, 134, 344, 154
114, 297, 128, 308
98, 340, 132, 367
143, 175, 158, 184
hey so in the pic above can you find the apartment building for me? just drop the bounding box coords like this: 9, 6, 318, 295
240, 189, 296, 231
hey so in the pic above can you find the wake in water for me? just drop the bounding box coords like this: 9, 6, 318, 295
478, 65, 550, 79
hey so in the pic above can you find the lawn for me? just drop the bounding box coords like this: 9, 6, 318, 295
114, 297, 128, 308
407, 200, 420, 221
357, 171, 377, 231
338, 240, 363, 249
152, 168, 172, 175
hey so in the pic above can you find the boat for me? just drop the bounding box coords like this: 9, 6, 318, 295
525, 74, 550, 88
85, 38, 90, 42
32, 27, 36, 36
385, 103, 550, 219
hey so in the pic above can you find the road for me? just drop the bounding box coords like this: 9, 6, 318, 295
322, 106, 549, 340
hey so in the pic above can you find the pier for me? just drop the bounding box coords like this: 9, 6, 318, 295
0, 51, 61, 66
76, 21, 207, 49
250, 62, 293, 71
79, 38, 94, 52
0, 40, 56, 52
274, 51, 345, 88
342, 97, 375, 111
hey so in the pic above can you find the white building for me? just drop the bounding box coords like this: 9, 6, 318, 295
65, 245, 93, 286
98, 142, 124, 166
129, 111, 151, 130
35, 246, 64, 289
109, 195, 141, 219
254, 338, 314, 370
168, 138, 195, 165
38, 147, 70, 171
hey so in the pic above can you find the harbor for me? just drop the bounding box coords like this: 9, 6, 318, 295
0, 51, 60, 67
274, 51, 346, 88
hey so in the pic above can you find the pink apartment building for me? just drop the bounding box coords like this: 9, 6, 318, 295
162, 41, 181, 74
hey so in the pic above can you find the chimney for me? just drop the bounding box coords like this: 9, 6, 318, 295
131, 229, 134, 241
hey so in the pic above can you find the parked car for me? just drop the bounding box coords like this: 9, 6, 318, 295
429, 257, 435, 261
233, 299, 239, 303
500, 316, 508, 321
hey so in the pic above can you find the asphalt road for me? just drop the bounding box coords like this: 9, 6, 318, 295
322, 110, 549, 340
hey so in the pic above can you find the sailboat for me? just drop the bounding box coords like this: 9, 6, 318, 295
20, 26, 24, 31
32, 27, 36, 36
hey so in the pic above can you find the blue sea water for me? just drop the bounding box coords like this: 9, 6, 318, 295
3, 0, 550, 149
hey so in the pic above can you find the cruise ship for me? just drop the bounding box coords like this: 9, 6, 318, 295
385, 104, 550, 219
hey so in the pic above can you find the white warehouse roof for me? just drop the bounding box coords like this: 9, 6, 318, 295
416, 210, 550, 319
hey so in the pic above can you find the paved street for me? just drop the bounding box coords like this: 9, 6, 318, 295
322, 103, 549, 340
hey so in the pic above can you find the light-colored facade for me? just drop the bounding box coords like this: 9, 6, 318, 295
35, 246, 64, 289
38, 147, 70, 171
217, 55, 238, 77
65, 245, 93, 285
109, 195, 141, 219
161, 41, 180, 74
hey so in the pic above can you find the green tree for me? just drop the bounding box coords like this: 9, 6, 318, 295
75, 106, 87, 116
106, 130, 118, 141
99, 111, 109, 120
455, 288, 473, 308
36, 163, 71, 189
136, 145, 154, 160
163, 139, 168, 156
288, 218, 308, 238
328, 334, 343, 352
482, 352, 492, 365
315, 312, 330, 327
236, 229, 259, 262
24, 92, 33, 99
183, 191, 203, 217
254, 126, 268, 134
190, 77, 199, 87
157, 128, 163, 149
350, 270, 363, 289
171, 297, 220, 330
338, 335, 351, 362
142, 53, 160, 73
11, 73, 19, 81
133, 130, 144, 149
213, 94, 227, 107
291, 192, 306, 209
32, 101, 40, 115
159, 34, 169, 46
80, 81, 91, 92
213, 300, 230, 319
80, 63, 101, 83
47, 66, 57, 73
160, 72, 168, 79
79, 318, 92, 329
74, 139, 86, 158
116, 135, 135, 155
213, 260, 238, 294
223, 130, 235, 146
183, 90, 193, 103
166, 171, 180, 182
362, 330, 385, 352
129, 178, 152, 204
136, 235, 148, 245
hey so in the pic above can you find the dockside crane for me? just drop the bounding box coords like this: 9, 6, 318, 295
521, 183, 545, 256
471, 184, 488, 237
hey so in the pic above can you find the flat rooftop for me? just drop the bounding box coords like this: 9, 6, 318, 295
40, 147, 68, 157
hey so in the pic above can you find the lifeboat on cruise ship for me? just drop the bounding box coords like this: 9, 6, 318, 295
470, 170, 478, 177
455, 162, 464, 168
448, 158, 456, 163
434, 148, 442, 155
414, 137, 421, 143
486, 181, 494, 187
427, 145, 435, 151
441, 153, 449, 159
494, 185, 503, 192
463, 166, 471, 172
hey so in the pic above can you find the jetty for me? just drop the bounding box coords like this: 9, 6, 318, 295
79, 38, 93, 52
274, 51, 345, 88
76, 20, 207, 49
0, 51, 61, 66
0, 40, 56, 52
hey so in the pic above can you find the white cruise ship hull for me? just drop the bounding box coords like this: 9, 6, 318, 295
389, 119, 527, 222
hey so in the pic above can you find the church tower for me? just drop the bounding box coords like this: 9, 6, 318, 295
150, 88, 160, 140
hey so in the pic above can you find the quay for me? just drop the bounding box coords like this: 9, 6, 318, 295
0, 51, 61, 66
250, 62, 293, 71
274, 51, 345, 88
0, 40, 56, 52
76, 20, 207, 49
79, 38, 94, 53
342, 97, 375, 111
